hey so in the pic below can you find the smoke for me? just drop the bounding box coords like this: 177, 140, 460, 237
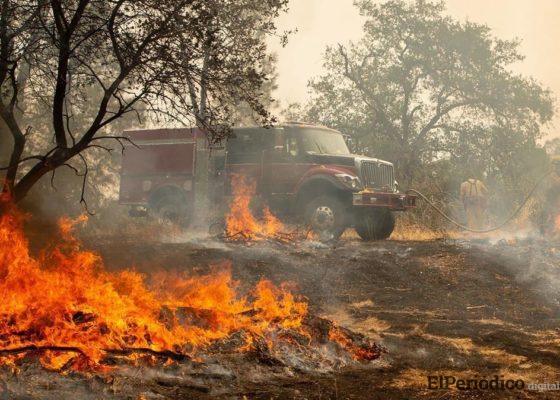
462, 236, 560, 309
506, 241, 560, 308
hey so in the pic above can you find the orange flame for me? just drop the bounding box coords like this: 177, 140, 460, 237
226, 175, 285, 240
328, 327, 380, 361
0, 207, 307, 370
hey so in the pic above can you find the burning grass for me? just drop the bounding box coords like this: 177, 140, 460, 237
0, 204, 380, 374
225, 175, 303, 243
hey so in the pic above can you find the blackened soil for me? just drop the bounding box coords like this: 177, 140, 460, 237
3, 235, 559, 399
87, 236, 560, 399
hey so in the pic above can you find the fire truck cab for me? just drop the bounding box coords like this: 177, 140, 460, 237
119, 123, 416, 240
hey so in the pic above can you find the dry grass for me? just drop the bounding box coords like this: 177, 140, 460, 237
391, 223, 461, 241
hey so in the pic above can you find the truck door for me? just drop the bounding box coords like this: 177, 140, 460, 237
262, 128, 310, 213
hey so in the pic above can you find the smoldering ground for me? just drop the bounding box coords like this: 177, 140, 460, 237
33, 225, 551, 400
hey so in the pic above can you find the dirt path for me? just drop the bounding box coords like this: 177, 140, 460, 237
87, 236, 560, 399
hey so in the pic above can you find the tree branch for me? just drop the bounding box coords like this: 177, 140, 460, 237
77, 152, 92, 214
415, 99, 477, 145
337, 44, 399, 139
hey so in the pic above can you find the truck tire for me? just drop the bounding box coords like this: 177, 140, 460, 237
149, 189, 191, 227
208, 219, 226, 237
304, 195, 348, 241
355, 209, 395, 241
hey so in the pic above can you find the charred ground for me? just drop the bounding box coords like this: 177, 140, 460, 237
5, 234, 553, 399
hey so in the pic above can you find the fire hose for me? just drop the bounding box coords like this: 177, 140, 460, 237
406, 171, 553, 233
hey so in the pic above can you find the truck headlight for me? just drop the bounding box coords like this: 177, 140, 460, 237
335, 173, 362, 190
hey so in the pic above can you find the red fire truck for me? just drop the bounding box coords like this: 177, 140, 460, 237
119, 123, 416, 240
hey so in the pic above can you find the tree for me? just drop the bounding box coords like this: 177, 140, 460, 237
0, 0, 288, 208
15, 80, 147, 214
545, 137, 560, 156
299, 0, 554, 191
231, 52, 280, 126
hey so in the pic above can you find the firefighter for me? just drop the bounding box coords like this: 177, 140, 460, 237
460, 177, 489, 230
539, 156, 560, 236
549, 155, 560, 182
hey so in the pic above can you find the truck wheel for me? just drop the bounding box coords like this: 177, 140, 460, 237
355, 209, 395, 241
150, 191, 190, 227
208, 219, 226, 237
304, 195, 348, 241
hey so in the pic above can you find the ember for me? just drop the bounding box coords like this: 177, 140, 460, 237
0, 206, 380, 372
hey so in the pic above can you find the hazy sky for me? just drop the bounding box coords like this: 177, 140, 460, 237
268, 0, 560, 138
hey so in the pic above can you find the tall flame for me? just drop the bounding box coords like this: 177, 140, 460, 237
226, 175, 285, 240
0, 206, 307, 370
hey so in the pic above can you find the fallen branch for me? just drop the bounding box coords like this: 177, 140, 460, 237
106, 347, 188, 361
219, 227, 305, 244
0, 345, 85, 356
0, 345, 188, 361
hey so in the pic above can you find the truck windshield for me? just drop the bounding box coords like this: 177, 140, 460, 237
300, 129, 350, 155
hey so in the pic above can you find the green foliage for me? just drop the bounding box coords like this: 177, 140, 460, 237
232, 53, 280, 126
545, 138, 560, 156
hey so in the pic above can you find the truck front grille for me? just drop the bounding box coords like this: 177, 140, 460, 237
360, 161, 395, 191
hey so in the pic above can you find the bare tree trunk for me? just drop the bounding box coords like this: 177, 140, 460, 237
11, 162, 49, 202
198, 41, 210, 123
1, 59, 31, 197
0, 118, 11, 171
1, 111, 26, 195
